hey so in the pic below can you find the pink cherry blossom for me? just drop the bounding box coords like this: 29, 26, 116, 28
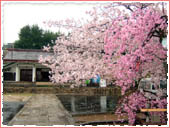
39, 2, 167, 125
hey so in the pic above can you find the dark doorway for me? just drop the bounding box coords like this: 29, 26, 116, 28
3, 72, 16, 81
20, 69, 32, 81
36, 68, 50, 82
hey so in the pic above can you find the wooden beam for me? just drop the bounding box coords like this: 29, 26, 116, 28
141, 109, 167, 112
73, 113, 128, 125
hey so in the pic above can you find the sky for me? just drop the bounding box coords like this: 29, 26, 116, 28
2, 1, 167, 45
2, 1, 108, 44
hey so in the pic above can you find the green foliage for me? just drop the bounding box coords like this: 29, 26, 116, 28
14, 25, 61, 49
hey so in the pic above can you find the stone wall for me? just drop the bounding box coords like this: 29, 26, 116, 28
55, 87, 121, 96
3, 86, 121, 96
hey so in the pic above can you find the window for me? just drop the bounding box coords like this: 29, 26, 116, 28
160, 80, 167, 89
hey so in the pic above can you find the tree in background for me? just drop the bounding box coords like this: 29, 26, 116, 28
14, 25, 61, 49
39, 2, 168, 125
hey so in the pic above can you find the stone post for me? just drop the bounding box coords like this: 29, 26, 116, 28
100, 96, 107, 112
71, 96, 76, 112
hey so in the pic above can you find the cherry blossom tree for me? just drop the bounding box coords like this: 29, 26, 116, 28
39, 5, 113, 86
39, 2, 168, 125
104, 3, 168, 125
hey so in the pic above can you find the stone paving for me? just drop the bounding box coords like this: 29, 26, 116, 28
8, 94, 75, 126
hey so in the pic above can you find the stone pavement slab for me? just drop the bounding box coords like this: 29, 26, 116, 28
8, 94, 75, 126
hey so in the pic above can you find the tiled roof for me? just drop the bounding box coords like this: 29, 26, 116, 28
3, 49, 53, 62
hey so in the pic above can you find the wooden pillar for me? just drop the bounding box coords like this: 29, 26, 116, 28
15, 65, 20, 81
146, 100, 151, 123
32, 65, 36, 82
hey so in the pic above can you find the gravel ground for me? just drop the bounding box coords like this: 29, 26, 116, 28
3, 93, 32, 102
